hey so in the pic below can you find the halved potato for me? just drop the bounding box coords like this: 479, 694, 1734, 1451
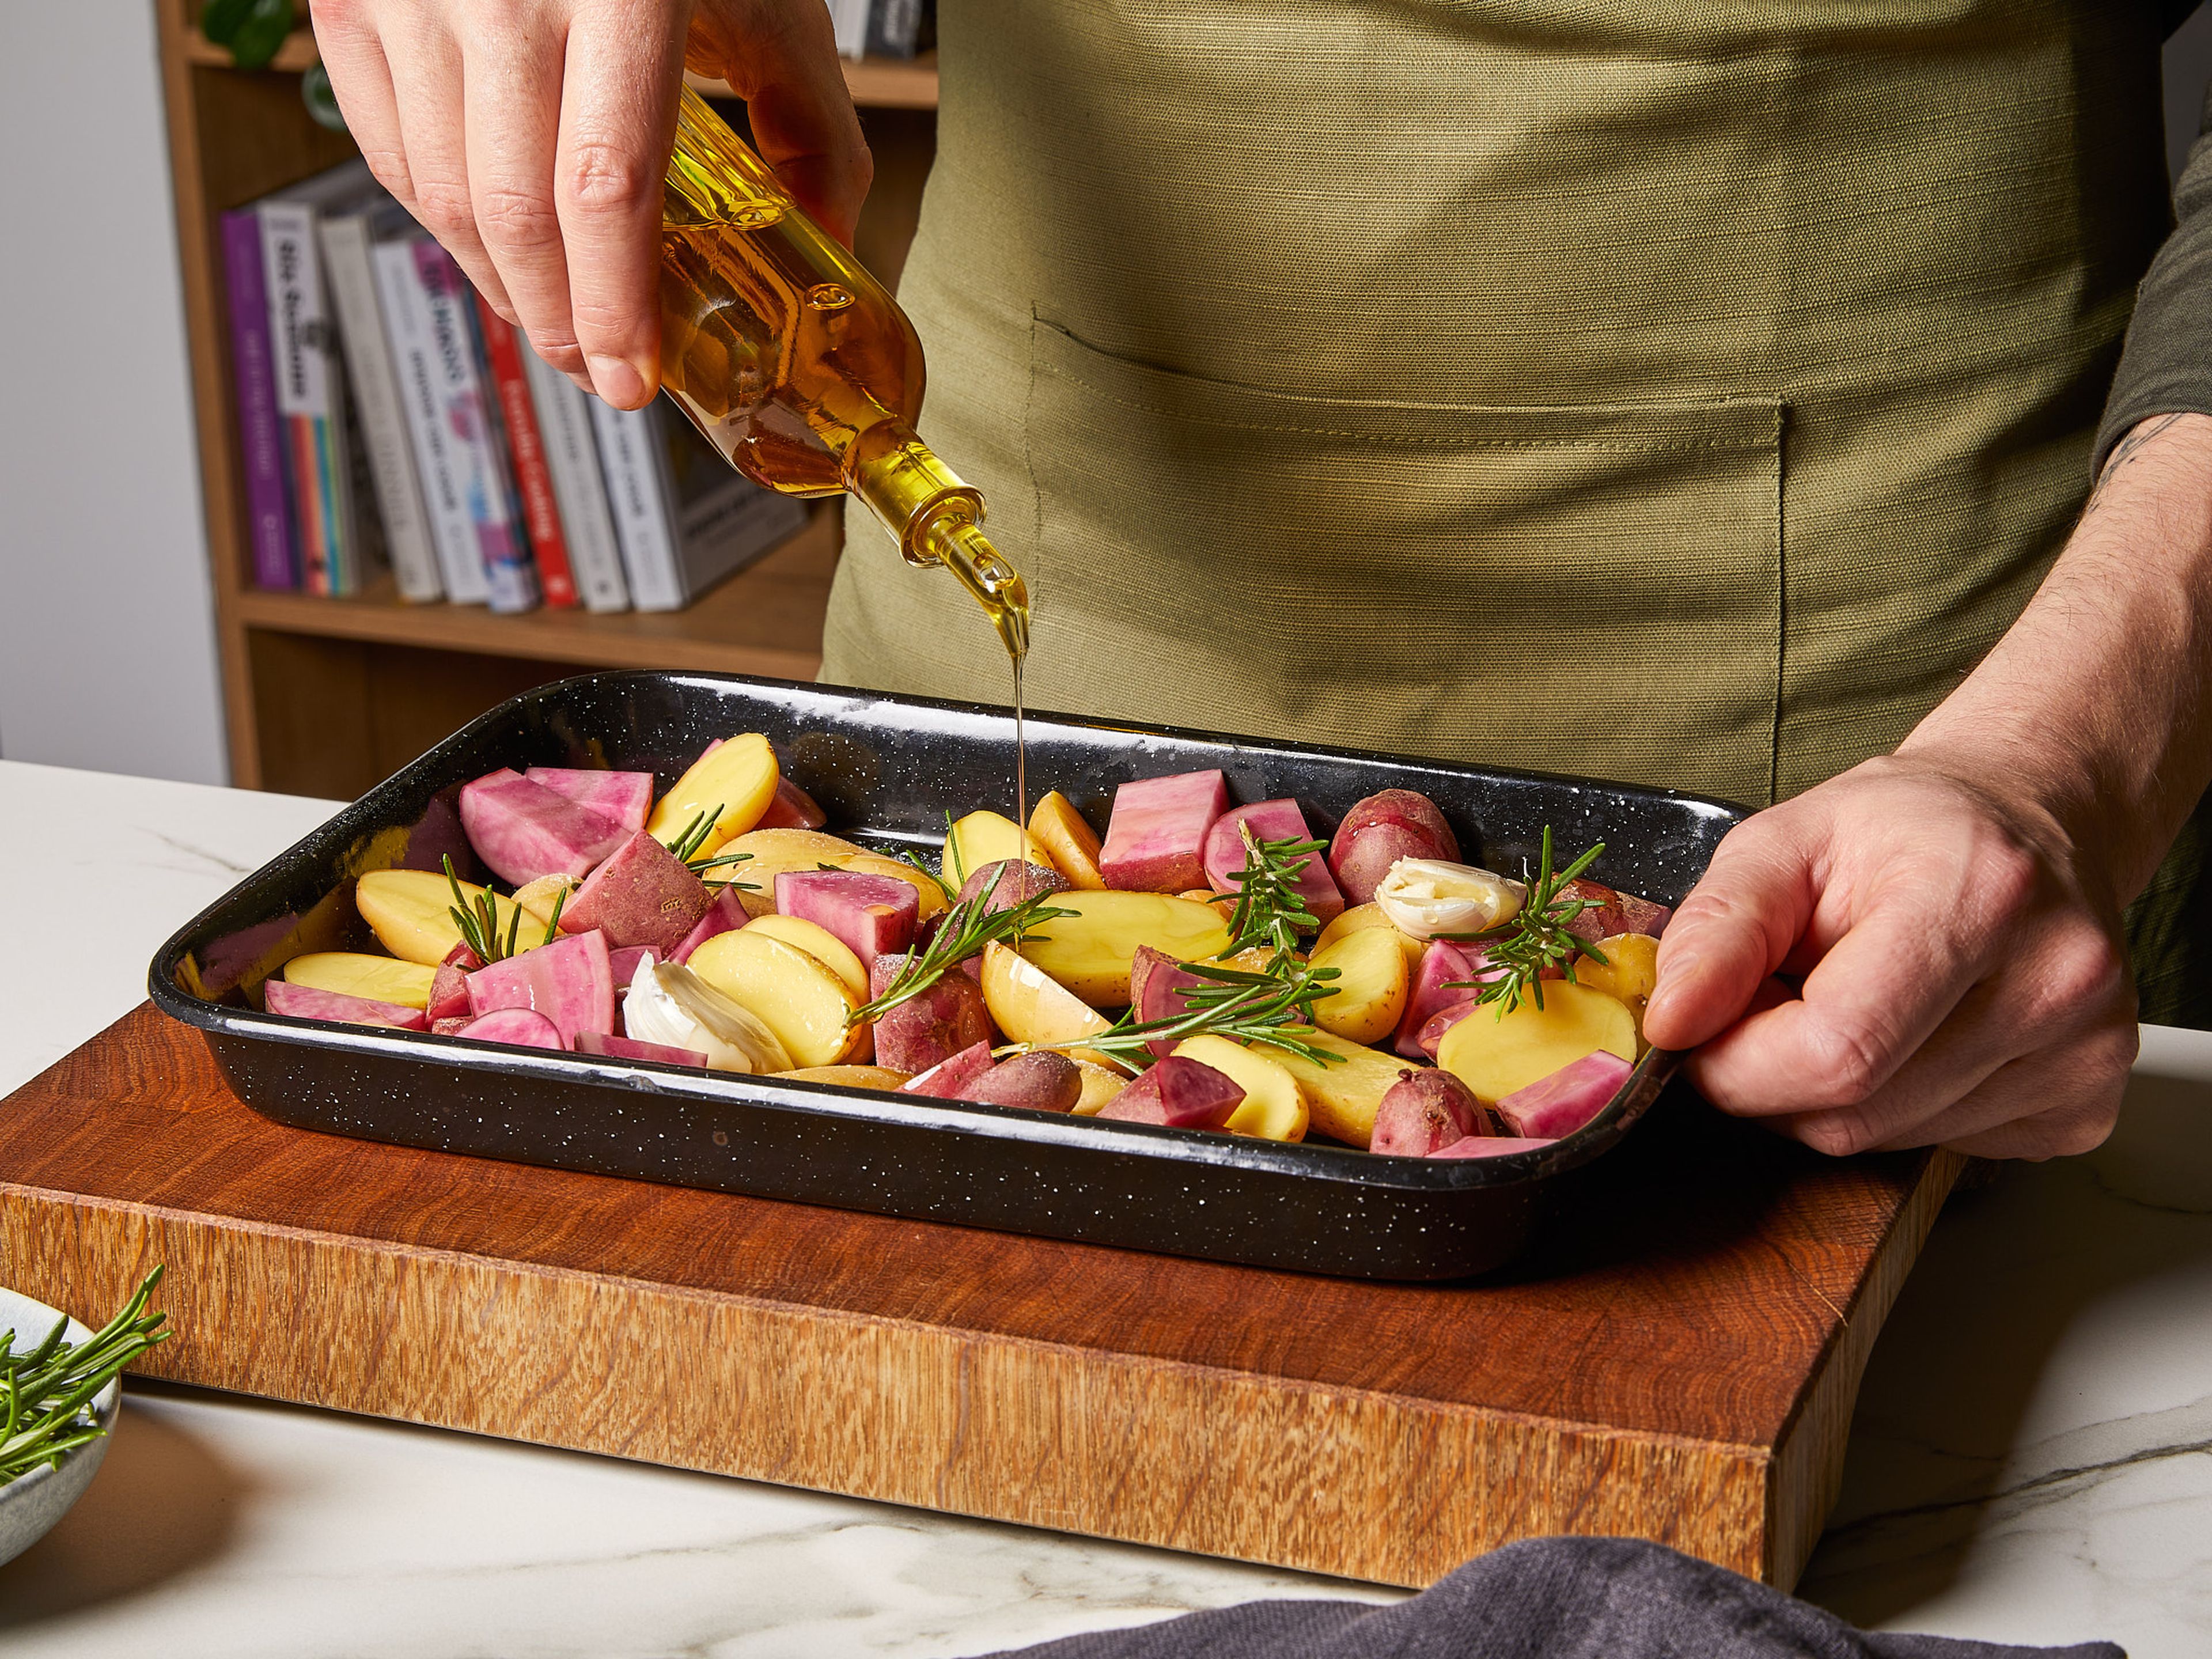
282, 952, 437, 1009
1436, 981, 1637, 1104
943, 810, 1056, 887
1172, 1035, 1308, 1142
1306, 926, 1410, 1046
1071, 1060, 1128, 1116
509, 873, 577, 932
775, 1065, 912, 1090
717, 827, 946, 922
645, 732, 779, 858
1027, 791, 1106, 889
980, 941, 1116, 1069
1574, 933, 1660, 1013
745, 913, 869, 999
688, 928, 863, 1068
1267, 1029, 1413, 1149
1314, 902, 1425, 972
357, 869, 529, 966
1014, 891, 1232, 1007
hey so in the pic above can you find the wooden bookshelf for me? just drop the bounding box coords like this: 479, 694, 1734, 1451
160, 3, 937, 797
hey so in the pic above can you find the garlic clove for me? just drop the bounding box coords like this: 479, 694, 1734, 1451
626, 958, 795, 1073
1374, 858, 1525, 941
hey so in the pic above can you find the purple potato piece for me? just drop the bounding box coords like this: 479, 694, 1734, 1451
453, 1007, 565, 1050
779, 869, 920, 964
899, 1040, 998, 1099
457, 767, 631, 887
577, 1029, 708, 1067
559, 830, 713, 955
670, 888, 749, 964
1097, 770, 1229, 892
1370, 1067, 1496, 1157
522, 767, 654, 834
264, 981, 427, 1031
956, 859, 1070, 913
1494, 1051, 1635, 1141
464, 927, 617, 1048
967, 1051, 1082, 1113
873, 975, 996, 1074
1429, 1135, 1558, 1159
1097, 1056, 1243, 1130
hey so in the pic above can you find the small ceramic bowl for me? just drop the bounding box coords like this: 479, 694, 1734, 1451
0, 1286, 120, 1567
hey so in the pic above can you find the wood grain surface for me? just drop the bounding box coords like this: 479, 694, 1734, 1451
0, 1006, 1961, 1590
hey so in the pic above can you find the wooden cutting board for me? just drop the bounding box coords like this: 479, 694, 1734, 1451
0, 1005, 1960, 1591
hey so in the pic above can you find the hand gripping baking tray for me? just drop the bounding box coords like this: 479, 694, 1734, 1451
150, 672, 1745, 1280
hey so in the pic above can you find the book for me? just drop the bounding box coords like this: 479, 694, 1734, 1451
256, 164, 380, 596
221, 209, 297, 590
412, 238, 539, 612
372, 235, 491, 605
472, 293, 579, 608
865, 0, 927, 59
520, 343, 631, 612
589, 395, 808, 611
320, 194, 442, 602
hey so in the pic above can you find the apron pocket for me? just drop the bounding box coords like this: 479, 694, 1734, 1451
1022, 317, 1785, 807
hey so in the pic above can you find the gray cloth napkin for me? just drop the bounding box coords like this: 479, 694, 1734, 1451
974, 1539, 2122, 1659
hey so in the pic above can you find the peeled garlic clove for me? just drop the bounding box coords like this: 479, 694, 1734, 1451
1374, 859, 1525, 941
626, 959, 794, 1073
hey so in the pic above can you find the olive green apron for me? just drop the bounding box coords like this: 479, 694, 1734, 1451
821, 2, 2210, 1024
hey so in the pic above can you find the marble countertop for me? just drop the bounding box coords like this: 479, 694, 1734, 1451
0, 757, 2205, 1657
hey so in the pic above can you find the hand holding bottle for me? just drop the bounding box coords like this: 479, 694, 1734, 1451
309, 0, 872, 410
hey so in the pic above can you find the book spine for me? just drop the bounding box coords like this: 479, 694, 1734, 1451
259, 201, 346, 596
372, 238, 490, 605
221, 209, 298, 590
588, 398, 684, 611
520, 343, 630, 612
863, 0, 922, 59
414, 241, 538, 613
473, 294, 578, 608
320, 214, 442, 602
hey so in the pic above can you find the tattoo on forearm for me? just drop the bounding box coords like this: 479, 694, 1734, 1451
2084, 412, 2185, 519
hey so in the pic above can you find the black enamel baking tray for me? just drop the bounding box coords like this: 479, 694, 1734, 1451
149, 672, 1745, 1280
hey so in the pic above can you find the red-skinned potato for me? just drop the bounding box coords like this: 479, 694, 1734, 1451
1097, 1055, 1244, 1130
559, 830, 713, 955
872, 974, 995, 1074
459, 768, 631, 887
1128, 944, 1207, 1058
1431, 1135, 1559, 1159
1370, 1067, 1497, 1156
900, 1040, 998, 1100
1328, 790, 1459, 906
968, 1051, 1083, 1113
958, 859, 1071, 913
1494, 1050, 1634, 1141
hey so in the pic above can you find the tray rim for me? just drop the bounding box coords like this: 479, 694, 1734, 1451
147, 668, 1751, 1200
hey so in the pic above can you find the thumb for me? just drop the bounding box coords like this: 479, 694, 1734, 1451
1639, 808, 1821, 1052
690, 1, 874, 248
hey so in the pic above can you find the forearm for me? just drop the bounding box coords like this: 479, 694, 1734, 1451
1900, 412, 2212, 903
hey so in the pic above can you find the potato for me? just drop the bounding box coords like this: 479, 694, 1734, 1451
283, 952, 437, 1009
979, 941, 1116, 1068
1071, 1060, 1128, 1116
871, 975, 995, 1074
1573, 933, 1660, 1029
1171, 1035, 1308, 1142
777, 1065, 913, 1090
745, 913, 869, 999
942, 810, 1057, 888
687, 928, 863, 1069
1014, 891, 1231, 1006
1305, 926, 1410, 1046
957, 859, 1070, 913
645, 732, 780, 858
1370, 1067, 1490, 1156
1314, 902, 1425, 972
357, 868, 531, 966
1327, 790, 1460, 906
1267, 1029, 1415, 1149
717, 828, 946, 922
1027, 791, 1107, 889
969, 1051, 1084, 1113
510, 873, 578, 931
1435, 981, 1637, 1104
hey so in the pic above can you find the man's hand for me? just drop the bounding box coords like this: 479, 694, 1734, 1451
1641, 411, 2212, 1160
309, 0, 869, 409
1639, 756, 2137, 1159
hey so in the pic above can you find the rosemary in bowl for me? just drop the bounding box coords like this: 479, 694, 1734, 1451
2, 1268, 168, 1487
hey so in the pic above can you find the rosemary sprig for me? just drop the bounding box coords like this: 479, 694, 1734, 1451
664, 805, 761, 890
1441, 828, 1608, 1016
1044, 959, 1344, 1073
445, 854, 521, 964
940, 809, 966, 887
1213, 823, 1327, 968
537, 885, 567, 948
2, 1267, 170, 1484
850, 864, 1073, 1026
896, 847, 958, 906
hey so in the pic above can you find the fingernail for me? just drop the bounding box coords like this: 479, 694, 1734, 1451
588, 354, 645, 407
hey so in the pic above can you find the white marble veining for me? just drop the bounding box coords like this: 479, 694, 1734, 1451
1, 757, 2207, 1657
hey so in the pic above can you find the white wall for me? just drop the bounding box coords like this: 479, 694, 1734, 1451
0, 2, 226, 785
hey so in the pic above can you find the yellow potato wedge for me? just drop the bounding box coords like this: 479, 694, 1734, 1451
1315, 902, 1425, 972
510, 873, 577, 932
744, 913, 869, 999
1027, 791, 1107, 889
1306, 926, 1411, 1046
688, 928, 863, 1069
980, 941, 1116, 1068
282, 952, 437, 1009
942, 810, 1056, 887
717, 827, 946, 922
1071, 1060, 1128, 1116
1436, 980, 1637, 1104
1172, 1035, 1309, 1142
1014, 891, 1232, 1007
1574, 933, 1660, 1010
1268, 1029, 1415, 1149
645, 732, 779, 857
356, 869, 530, 966
776, 1065, 913, 1090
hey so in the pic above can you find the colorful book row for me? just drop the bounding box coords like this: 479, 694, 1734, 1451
221, 160, 806, 611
